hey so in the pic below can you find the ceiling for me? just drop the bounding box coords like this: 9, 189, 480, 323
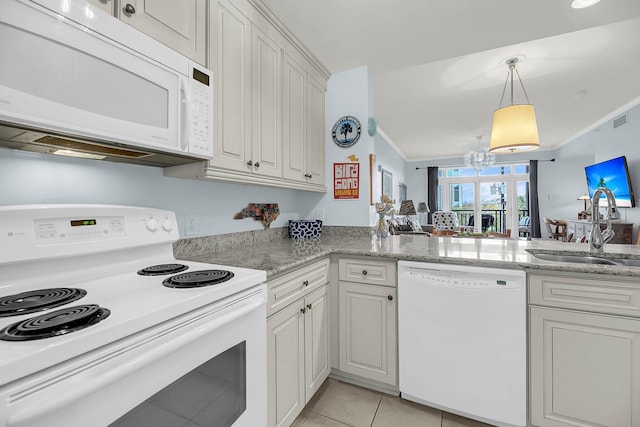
261, 0, 640, 162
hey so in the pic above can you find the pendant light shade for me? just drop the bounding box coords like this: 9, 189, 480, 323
489, 58, 540, 153
490, 104, 539, 153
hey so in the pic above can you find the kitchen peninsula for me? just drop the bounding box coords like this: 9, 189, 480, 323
176, 231, 640, 427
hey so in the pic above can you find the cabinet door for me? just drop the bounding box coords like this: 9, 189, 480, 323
339, 281, 397, 385
304, 285, 330, 402
306, 74, 325, 186
530, 306, 640, 427
267, 300, 305, 427
117, 0, 206, 64
210, 0, 252, 171
251, 25, 282, 178
282, 50, 306, 182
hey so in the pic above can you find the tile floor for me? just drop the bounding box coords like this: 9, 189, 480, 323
292, 379, 494, 427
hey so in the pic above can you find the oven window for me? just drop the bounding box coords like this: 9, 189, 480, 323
110, 341, 247, 427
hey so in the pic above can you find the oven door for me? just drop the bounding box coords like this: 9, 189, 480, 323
1, 285, 267, 427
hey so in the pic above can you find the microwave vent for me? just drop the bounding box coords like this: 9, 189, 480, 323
33, 135, 152, 159
613, 114, 627, 129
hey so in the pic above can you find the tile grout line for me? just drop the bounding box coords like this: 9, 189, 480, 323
369, 394, 383, 427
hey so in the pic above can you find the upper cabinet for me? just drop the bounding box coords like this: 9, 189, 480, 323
164, 0, 330, 192
84, 0, 207, 65
282, 43, 326, 187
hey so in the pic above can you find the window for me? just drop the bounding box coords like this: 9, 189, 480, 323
438, 164, 529, 235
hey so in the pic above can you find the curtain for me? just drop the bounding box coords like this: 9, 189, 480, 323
427, 167, 438, 224
529, 160, 542, 238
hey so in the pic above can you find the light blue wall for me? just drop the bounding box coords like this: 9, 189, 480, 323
538, 103, 640, 233
320, 66, 376, 226
374, 131, 407, 207
0, 148, 323, 237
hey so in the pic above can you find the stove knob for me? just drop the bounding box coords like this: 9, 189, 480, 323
162, 219, 173, 232
146, 218, 158, 232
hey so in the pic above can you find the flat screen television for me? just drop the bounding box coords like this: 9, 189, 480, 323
585, 155, 636, 208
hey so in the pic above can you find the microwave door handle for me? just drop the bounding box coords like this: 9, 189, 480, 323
179, 78, 189, 151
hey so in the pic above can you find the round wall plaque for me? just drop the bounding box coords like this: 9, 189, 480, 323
332, 116, 361, 147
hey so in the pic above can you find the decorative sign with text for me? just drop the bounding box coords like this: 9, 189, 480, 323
334, 163, 360, 199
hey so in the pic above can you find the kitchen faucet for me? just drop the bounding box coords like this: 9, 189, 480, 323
589, 187, 619, 252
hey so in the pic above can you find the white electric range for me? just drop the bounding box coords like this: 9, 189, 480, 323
0, 204, 267, 427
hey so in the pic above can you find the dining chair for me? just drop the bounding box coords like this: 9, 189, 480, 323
543, 218, 567, 241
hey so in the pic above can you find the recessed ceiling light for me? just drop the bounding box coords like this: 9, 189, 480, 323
571, 0, 601, 9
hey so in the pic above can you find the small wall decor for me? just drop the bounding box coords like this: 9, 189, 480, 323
399, 182, 407, 202
334, 162, 360, 199
332, 116, 361, 147
382, 169, 393, 200
233, 203, 280, 228
347, 154, 359, 162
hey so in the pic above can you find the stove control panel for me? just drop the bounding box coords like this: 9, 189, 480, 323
0, 205, 181, 264
34, 215, 127, 243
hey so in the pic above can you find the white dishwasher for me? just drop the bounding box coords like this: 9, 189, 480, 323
398, 261, 526, 427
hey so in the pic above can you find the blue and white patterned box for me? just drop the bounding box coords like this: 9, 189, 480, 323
288, 220, 323, 239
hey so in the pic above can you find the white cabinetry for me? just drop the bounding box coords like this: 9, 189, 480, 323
529, 272, 640, 427
282, 43, 326, 187
164, 0, 329, 191
84, 0, 207, 64
267, 259, 330, 427
337, 258, 397, 387
209, 0, 252, 172
250, 23, 282, 178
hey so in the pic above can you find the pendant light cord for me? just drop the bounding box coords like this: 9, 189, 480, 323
496, 60, 531, 109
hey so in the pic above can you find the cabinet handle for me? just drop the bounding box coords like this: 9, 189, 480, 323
303, 280, 309, 287
307, 303, 312, 310
254, 162, 260, 168
300, 307, 306, 314
362, 270, 368, 276
246, 160, 253, 167
388, 295, 393, 301
308, 174, 312, 179
124, 3, 135, 14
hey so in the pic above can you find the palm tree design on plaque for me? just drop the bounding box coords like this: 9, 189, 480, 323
598, 177, 606, 188
340, 122, 353, 143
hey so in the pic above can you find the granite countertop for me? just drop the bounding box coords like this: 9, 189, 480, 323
175, 232, 640, 280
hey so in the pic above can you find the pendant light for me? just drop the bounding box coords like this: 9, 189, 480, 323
489, 58, 540, 153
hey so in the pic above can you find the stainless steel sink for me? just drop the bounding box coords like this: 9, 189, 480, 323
530, 253, 619, 265
612, 258, 640, 267
527, 250, 640, 267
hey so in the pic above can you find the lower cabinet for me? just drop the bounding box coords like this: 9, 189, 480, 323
529, 272, 640, 427
338, 281, 397, 386
267, 284, 329, 427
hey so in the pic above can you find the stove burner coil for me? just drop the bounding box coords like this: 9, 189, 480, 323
163, 270, 235, 288
137, 264, 189, 276
0, 304, 111, 341
0, 288, 87, 318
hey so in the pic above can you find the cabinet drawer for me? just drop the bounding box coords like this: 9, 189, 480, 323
529, 273, 640, 318
338, 257, 397, 286
267, 258, 330, 317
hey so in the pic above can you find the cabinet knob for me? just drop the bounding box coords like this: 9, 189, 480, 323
246, 160, 253, 167
300, 307, 306, 314
254, 162, 260, 168
307, 303, 312, 310
303, 280, 309, 287
388, 295, 393, 301
308, 174, 312, 179
362, 270, 368, 276
124, 3, 136, 14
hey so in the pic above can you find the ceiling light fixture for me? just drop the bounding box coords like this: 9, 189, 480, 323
571, 0, 601, 9
464, 136, 495, 170
489, 58, 540, 153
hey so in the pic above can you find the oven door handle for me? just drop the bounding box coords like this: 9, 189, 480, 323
8, 293, 264, 427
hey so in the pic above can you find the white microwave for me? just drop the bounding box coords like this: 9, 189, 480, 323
0, 0, 213, 167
